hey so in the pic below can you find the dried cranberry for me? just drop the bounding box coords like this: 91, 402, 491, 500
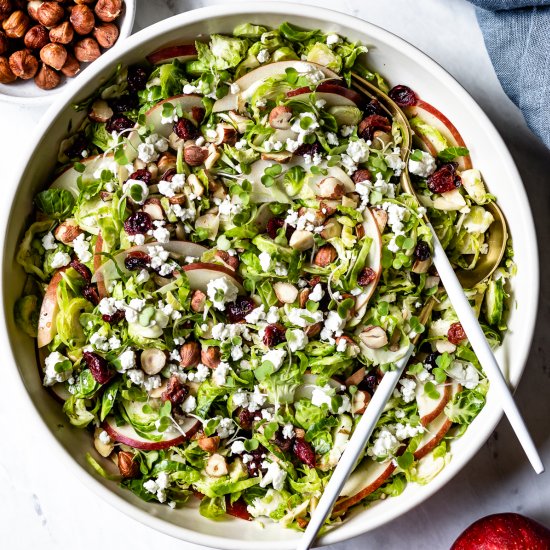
102, 309, 126, 324
238, 408, 256, 430
266, 217, 285, 239
127, 169, 152, 185
352, 169, 371, 184
273, 428, 294, 453
414, 241, 431, 261
124, 212, 153, 235
427, 163, 461, 194
82, 283, 100, 305
161, 376, 189, 406
424, 352, 440, 371
109, 93, 139, 113
127, 65, 148, 92
388, 85, 418, 107
246, 446, 268, 477
124, 250, 151, 271
362, 374, 378, 395
83, 351, 113, 384
173, 118, 198, 140
357, 267, 376, 286
161, 168, 177, 182
106, 114, 135, 134
294, 142, 321, 157
358, 114, 392, 141
64, 133, 88, 159
363, 98, 386, 117
263, 324, 286, 347
227, 296, 256, 323
191, 106, 205, 124
70, 259, 92, 282
448, 322, 467, 345
293, 438, 316, 468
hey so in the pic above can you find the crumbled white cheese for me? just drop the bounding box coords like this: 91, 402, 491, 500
206, 277, 239, 311
260, 460, 286, 491
43, 351, 72, 386
42, 232, 56, 250
309, 283, 324, 302
258, 251, 271, 272
287, 308, 324, 328
257, 49, 270, 63
409, 151, 437, 178
262, 349, 287, 372
287, 328, 308, 352
72, 233, 92, 263
217, 417, 236, 439
50, 251, 71, 269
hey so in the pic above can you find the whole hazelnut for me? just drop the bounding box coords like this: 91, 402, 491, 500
37, 2, 64, 27
34, 62, 60, 89
49, 20, 73, 44
94, 0, 122, 23
2, 10, 30, 39
73, 37, 100, 62
75, 0, 95, 4
9, 49, 38, 79
70, 4, 94, 35
40, 42, 66, 70
0, 0, 13, 23
27, 1, 42, 21
0, 56, 16, 83
93, 22, 118, 48
24, 24, 49, 49
0, 30, 8, 55
60, 52, 79, 76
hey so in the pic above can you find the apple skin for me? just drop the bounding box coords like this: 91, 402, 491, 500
146, 44, 198, 65
451, 513, 550, 550
287, 83, 363, 106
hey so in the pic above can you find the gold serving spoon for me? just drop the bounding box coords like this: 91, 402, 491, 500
351, 73, 507, 288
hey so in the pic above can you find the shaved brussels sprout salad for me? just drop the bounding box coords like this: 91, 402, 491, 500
15, 22, 514, 530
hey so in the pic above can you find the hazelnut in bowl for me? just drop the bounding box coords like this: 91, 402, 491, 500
0, 0, 135, 103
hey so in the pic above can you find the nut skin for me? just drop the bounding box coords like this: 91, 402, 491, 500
205, 453, 228, 477
184, 145, 208, 167
40, 42, 66, 70
35, 65, 60, 89
9, 49, 38, 79
201, 346, 221, 369
93, 21, 118, 48
197, 435, 220, 454
94, 0, 122, 22
37, 2, 65, 27
0, 56, 16, 82
49, 20, 73, 44
117, 451, 139, 478
26, 1, 41, 21
73, 37, 100, 62
190, 289, 206, 313
24, 24, 49, 49
269, 105, 292, 129
60, 52, 79, 76
359, 325, 388, 349
2, 10, 29, 38
305, 322, 322, 338
0, 30, 9, 55
179, 341, 201, 369
0, 0, 12, 23
313, 244, 337, 267
70, 4, 94, 35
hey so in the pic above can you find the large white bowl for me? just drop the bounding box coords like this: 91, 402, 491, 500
0, 0, 135, 105
1, 3, 539, 549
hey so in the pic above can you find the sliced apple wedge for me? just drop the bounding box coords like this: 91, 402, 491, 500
51, 154, 121, 197
103, 416, 200, 451
91, 241, 208, 285
183, 262, 245, 294
144, 94, 204, 138
286, 84, 362, 107
37, 268, 66, 348
333, 458, 395, 516
146, 44, 198, 65
416, 378, 452, 426
404, 99, 472, 170
212, 61, 340, 112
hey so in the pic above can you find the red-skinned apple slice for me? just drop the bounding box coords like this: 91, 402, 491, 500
287, 83, 363, 107
37, 268, 66, 348
103, 415, 200, 451
404, 99, 473, 170
146, 44, 198, 65
332, 458, 395, 516
348, 207, 383, 327
182, 262, 245, 294
212, 61, 340, 112
416, 377, 453, 426
144, 94, 204, 138
51, 154, 121, 197
91, 241, 208, 285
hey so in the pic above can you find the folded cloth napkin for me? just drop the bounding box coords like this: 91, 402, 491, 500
468, 0, 550, 147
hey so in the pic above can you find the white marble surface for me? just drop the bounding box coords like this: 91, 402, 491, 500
2, 0, 550, 548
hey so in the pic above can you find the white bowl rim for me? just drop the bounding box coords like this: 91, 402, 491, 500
0, 0, 136, 106
1, 3, 540, 549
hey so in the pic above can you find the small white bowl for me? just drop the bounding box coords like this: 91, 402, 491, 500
0, 0, 135, 105
1, 3, 539, 549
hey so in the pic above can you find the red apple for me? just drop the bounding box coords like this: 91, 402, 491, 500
37, 268, 67, 348
103, 416, 200, 451
451, 513, 550, 550
144, 93, 204, 137
416, 378, 453, 426
287, 83, 363, 107
146, 44, 198, 65
183, 262, 245, 294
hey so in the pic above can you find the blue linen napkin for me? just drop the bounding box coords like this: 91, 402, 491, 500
468, 0, 550, 147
